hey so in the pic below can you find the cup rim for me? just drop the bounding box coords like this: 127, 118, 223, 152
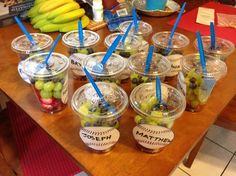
193, 36, 235, 57
62, 30, 100, 48
104, 32, 141, 50
181, 53, 227, 80
118, 20, 153, 37
128, 52, 171, 76
83, 52, 126, 76
71, 82, 129, 119
11, 33, 53, 54
130, 82, 186, 120
22, 52, 70, 78
151, 31, 190, 49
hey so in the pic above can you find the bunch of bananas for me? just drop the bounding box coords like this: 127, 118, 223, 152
27, 0, 90, 32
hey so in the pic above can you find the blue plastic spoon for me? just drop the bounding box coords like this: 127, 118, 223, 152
144, 45, 154, 74
156, 76, 162, 104
210, 22, 216, 49
165, 2, 186, 54
121, 22, 133, 44
84, 67, 116, 113
14, 16, 36, 46
92, 34, 122, 73
196, 31, 216, 95
78, 20, 84, 47
132, 7, 138, 33
45, 33, 61, 65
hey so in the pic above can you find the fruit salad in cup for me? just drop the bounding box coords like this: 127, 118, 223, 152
23, 52, 70, 113
11, 33, 53, 61
130, 82, 186, 129
177, 54, 227, 112
128, 52, 171, 89
83, 52, 126, 85
152, 31, 189, 78
71, 82, 128, 128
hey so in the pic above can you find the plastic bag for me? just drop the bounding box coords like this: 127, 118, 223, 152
217, 13, 236, 28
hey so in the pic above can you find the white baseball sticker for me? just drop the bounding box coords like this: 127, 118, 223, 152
80, 127, 120, 151
133, 124, 174, 150
166, 54, 183, 77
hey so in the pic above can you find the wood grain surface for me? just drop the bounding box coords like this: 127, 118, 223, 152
0, 1, 236, 175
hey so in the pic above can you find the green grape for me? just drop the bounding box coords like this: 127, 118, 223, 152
43, 81, 55, 92
78, 104, 90, 116
148, 96, 158, 108
141, 76, 148, 82
40, 90, 52, 99
190, 100, 200, 108
35, 80, 44, 90
130, 73, 139, 80
135, 115, 143, 124
77, 48, 88, 54
54, 82, 63, 91
150, 111, 163, 118
53, 91, 61, 99
140, 102, 151, 112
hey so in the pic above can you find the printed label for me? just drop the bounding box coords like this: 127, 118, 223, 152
166, 54, 183, 77
80, 127, 120, 151
116, 8, 128, 17
70, 53, 87, 76
133, 124, 174, 150
177, 72, 186, 96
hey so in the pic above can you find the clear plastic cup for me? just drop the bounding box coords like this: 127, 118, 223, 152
83, 52, 126, 85
62, 30, 100, 80
177, 54, 227, 112
11, 33, 53, 61
71, 82, 128, 152
22, 52, 70, 113
152, 31, 190, 78
193, 36, 235, 61
105, 32, 141, 81
119, 20, 153, 38
128, 52, 171, 89
130, 82, 186, 153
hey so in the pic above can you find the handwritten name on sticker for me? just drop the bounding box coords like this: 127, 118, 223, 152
80, 127, 120, 151
133, 124, 174, 150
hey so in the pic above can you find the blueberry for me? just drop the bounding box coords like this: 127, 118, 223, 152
131, 78, 138, 84
119, 51, 131, 58
87, 48, 95, 54
190, 77, 196, 83
189, 82, 197, 89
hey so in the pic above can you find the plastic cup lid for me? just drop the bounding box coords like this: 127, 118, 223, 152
71, 82, 128, 119
104, 32, 141, 50
152, 31, 190, 49
11, 33, 53, 54
181, 53, 227, 80
130, 82, 186, 120
83, 52, 126, 76
119, 20, 153, 37
193, 36, 235, 56
128, 52, 171, 76
23, 52, 69, 78
62, 30, 100, 48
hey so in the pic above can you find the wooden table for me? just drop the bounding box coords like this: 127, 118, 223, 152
1, 2, 236, 176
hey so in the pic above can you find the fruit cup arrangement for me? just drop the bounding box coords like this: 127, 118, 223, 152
152, 31, 189, 78
177, 54, 227, 112
104, 32, 141, 81
128, 52, 171, 89
71, 82, 128, 129
83, 52, 126, 85
62, 30, 100, 79
11, 33, 53, 61
193, 36, 235, 62
23, 52, 70, 113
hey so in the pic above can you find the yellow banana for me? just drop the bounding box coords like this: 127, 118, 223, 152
59, 15, 90, 32
39, 0, 74, 14
52, 8, 85, 24
47, 2, 80, 20
34, 19, 51, 29
27, 3, 41, 18
31, 12, 49, 25
34, 0, 47, 5
40, 24, 62, 32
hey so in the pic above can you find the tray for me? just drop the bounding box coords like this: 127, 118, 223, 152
132, 0, 180, 17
